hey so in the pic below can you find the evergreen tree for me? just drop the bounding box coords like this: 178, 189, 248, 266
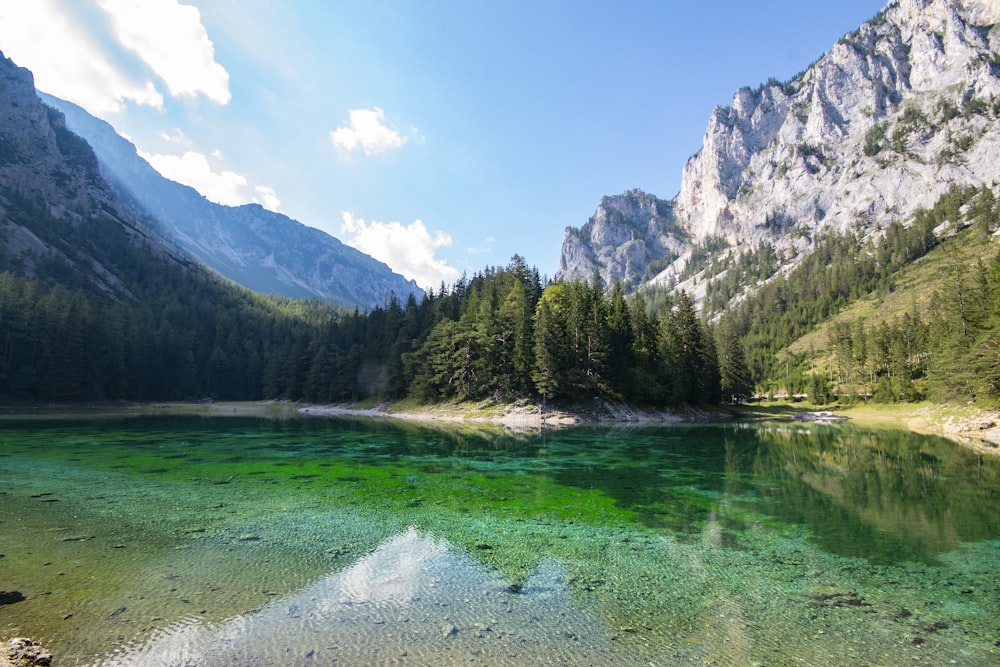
659, 291, 718, 404
605, 281, 634, 397
532, 285, 570, 402
717, 323, 752, 404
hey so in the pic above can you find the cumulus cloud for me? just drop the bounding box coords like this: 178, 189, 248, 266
0, 0, 164, 115
0, 0, 229, 115
97, 0, 231, 104
340, 212, 460, 289
138, 149, 281, 212
330, 107, 407, 159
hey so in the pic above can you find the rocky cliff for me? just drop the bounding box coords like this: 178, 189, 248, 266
557, 189, 687, 289
42, 94, 422, 310
559, 0, 1000, 294
0, 52, 189, 297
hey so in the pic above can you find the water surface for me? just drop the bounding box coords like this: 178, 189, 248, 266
0, 416, 997, 665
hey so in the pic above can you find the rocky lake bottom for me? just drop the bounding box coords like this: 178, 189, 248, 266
0, 416, 998, 665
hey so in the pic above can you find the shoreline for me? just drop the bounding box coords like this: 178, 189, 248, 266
1, 398, 998, 455
298, 399, 692, 430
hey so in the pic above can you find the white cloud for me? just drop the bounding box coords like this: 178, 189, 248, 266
138, 148, 281, 212
0, 0, 163, 115
97, 0, 231, 104
330, 107, 407, 159
340, 212, 460, 289
160, 128, 189, 144
140, 150, 246, 205
253, 185, 282, 211
0, 0, 229, 115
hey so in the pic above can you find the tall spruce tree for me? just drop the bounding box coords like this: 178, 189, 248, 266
717, 323, 752, 404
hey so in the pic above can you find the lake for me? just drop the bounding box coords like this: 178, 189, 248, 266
0, 415, 998, 665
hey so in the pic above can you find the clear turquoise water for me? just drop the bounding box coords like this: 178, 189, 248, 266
0, 415, 998, 665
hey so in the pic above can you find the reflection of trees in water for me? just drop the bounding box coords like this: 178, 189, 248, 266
520, 422, 1000, 565
133, 417, 998, 567
746, 425, 1000, 563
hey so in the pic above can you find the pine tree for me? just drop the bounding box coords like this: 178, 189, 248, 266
659, 291, 718, 404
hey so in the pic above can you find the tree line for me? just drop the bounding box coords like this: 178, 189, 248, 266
808, 250, 1000, 404
0, 248, 748, 407
271, 256, 746, 407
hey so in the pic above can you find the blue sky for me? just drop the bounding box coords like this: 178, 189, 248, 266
0, 0, 887, 288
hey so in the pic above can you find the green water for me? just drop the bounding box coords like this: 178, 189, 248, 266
0, 416, 998, 666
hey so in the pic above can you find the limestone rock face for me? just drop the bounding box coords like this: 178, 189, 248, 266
675, 0, 1000, 252
0, 55, 121, 225
556, 189, 687, 289
0, 51, 183, 297
559, 0, 1000, 297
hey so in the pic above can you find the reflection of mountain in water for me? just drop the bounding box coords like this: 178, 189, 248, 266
98, 527, 624, 667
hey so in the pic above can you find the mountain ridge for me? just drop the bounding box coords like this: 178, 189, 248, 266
556, 188, 686, 289
40, 93, 421, 310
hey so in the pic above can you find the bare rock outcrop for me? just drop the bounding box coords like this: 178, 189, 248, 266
556, 189, 687, 289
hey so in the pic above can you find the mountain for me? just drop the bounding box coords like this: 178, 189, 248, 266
0, 52, 195, 299
40, 93, 421, 310
556, 189, 687, 290
0, 50, 324, 401
559, 0, 1000, 298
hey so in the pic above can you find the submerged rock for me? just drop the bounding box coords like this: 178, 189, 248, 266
1, 638, 52, 667
805, 586, 870, 608
0, 591, 25, 605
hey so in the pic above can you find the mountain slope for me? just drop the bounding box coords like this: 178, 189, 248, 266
41, 94, 421, 310
559, 0, 1000, 297
675, 0, 1000, 250
0, 53, 196, 299
0, 51, 329, 401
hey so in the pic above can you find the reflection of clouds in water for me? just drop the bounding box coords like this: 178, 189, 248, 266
97, 527, 623, 666
100, 527, 449, 666
329, 526, 447, 607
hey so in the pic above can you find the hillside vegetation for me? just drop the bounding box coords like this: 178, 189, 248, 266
716, 184, 1000, 405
